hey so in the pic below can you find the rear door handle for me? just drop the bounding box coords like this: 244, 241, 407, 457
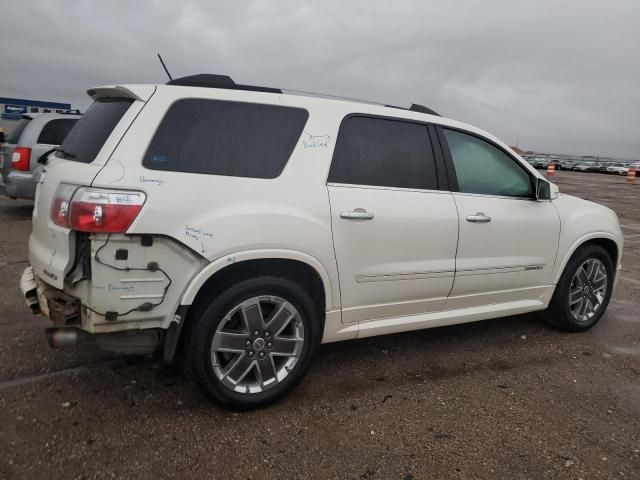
340, 209, 375, 220
466, 212, 491, 223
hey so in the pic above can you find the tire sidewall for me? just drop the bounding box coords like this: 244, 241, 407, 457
189, 277, 321, 409
556, 245, 614, 330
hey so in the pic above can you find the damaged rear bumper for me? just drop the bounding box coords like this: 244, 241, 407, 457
20, 265, 40, 314
20, 265, 164, 355
20, 265, 80, 323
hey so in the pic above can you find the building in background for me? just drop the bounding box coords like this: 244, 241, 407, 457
0, 97, 75, 134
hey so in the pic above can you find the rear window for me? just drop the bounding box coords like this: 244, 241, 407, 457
37, 118, 78, 145
143, 99, 308, 178
56, 98, 133, 163
7, 118, 31, 144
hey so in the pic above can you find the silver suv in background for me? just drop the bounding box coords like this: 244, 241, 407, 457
0, 112, 81, 200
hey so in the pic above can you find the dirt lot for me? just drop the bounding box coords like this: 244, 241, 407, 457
0, 171, 638, 479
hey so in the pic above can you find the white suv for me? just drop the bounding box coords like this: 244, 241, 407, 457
21, 74, 623, 409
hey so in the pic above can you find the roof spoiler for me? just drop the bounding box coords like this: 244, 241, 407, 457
87, 85, 156, 102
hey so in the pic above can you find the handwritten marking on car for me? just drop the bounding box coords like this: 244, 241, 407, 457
184, 226, 213, 239
184, 225, 214, 252
302, 132, 330, 148
108, 284, 135, 293
139, 175, 165, 186
114, 194, 136, 204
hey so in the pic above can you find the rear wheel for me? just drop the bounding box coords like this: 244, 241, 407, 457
544, 244, 614, 332
187, 276, 321, 409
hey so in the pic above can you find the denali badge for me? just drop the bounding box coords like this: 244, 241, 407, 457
524, 265, 544, 271
42, 268, 58, 281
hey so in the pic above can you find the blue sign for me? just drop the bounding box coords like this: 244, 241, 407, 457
4, 105, 27, 115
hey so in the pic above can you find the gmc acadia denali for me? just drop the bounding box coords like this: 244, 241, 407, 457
20, 74, 623, 409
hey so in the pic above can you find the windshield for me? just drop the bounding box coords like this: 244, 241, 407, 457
56, 97, 133, 163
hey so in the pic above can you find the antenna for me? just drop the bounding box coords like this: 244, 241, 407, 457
157, 53, 173, 80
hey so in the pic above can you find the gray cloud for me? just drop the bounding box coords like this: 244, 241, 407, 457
1, 0, 638, 158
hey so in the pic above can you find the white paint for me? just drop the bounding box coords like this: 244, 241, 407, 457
27, 82, 625, 345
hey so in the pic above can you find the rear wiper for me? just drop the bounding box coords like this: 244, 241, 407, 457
54, 147, 76, 159
38, 148, 57, 165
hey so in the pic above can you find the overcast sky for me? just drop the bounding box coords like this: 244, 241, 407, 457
1, 1, 638, 158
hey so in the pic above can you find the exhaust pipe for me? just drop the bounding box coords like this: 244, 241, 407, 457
45, 328, 79, 349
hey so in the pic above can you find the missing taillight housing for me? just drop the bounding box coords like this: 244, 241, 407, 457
11, 147, 31, 171
50, 184, 146, 233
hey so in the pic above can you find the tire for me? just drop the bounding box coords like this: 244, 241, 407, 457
186, 276, 321, 409
543, 244, 614, 332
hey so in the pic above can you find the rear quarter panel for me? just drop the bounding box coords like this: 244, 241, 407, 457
90, 87, 348, 312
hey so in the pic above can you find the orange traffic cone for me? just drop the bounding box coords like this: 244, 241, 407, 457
626, 167, 636, 184
546, 163, 555, 177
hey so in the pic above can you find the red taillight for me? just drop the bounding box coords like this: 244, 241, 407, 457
51, 183, 77, 227
11, 147, 31, 171
50, 184, 145, 233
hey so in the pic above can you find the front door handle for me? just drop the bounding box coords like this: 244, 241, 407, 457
466, 212, 491, 223
340, 208, 375, 220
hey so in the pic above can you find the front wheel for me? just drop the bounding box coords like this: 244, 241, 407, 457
187, 276, 321, 409
543, 244, 614, 332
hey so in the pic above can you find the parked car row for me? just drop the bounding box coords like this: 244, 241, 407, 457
526, 158, 640, 175
0, 112, 82, 199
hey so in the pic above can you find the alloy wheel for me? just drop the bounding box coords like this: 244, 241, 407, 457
210, 295, 305, 394
568, 258, 608, 323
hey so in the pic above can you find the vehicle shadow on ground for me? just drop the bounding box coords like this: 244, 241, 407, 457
94, 311, 560, 413
0, 201, 33, 220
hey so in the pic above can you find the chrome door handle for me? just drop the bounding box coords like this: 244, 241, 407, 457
466, 212, 491, 223
340, 209, 375, 220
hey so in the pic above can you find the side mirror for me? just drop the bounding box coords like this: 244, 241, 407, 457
536, 178, 559, 200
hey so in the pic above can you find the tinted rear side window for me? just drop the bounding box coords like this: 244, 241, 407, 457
328, 116, 437, 190
143, 99, 308, 178
37, 118, 78, 145
56, 98, 133, 163
7, 118, 31, 144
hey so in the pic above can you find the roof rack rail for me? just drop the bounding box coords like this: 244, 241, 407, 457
284, 88, 389, 107
165, 74, 441, 116
285, 89, 441, 117
166, 74, 282, 94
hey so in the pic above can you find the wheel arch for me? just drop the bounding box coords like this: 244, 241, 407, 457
553, 233, 620, 284
165, 251, 334, 365
180, 249, 334, 310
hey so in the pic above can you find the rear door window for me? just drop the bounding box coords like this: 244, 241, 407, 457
37, 118, 78, 145
56, 98, 133, 163
328, 116, 438, 190
143, 99, 308, 178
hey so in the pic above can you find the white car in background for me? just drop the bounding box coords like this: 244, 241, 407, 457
19, 74, 623, 409
606, 163, 629, 175
572, 163, 592, 172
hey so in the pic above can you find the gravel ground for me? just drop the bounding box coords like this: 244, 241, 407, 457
0, 170, 638, 479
